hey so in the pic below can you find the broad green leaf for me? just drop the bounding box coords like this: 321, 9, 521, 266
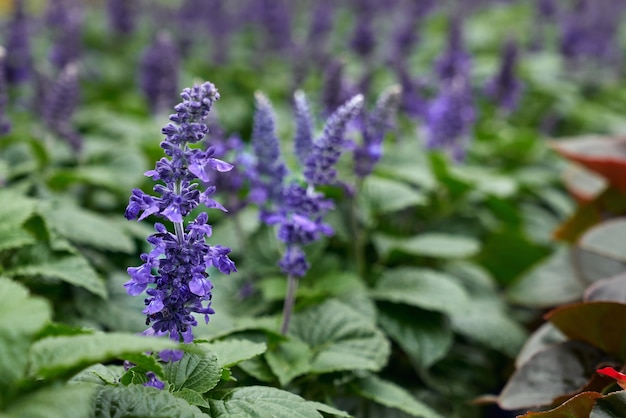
173, 388, 211, 408
0, 225, 35, 252
377, 303, 452, 369
70, 364, 125, 386
0, 278, 51, 391
7, 255, 107, 298
371, 268, 469, 315
29, 333, 177, 379
237, 356, 276, 382
95, 384, 205, 418
546, 302, 626, 360
591, 391, 626, 418
290, 300, 390, 374
507, 247, 586, 308
203, 339, 267, 368
123, 352, 165, 378
498, 341, 606, 410
4, 384, 96, 418
518, 391, 602, 417
44, 203, 134, 253
352, 375, 444, 418
265, 337, 312, 386
579, 218, 626, 263
207, 386, 323, 418
374, 233, 480, 259
163, 345, 221, 394
305, 401, 351, 417
361, 175, 426, 214
450, 296, 527, 357
0, 190, 37, 227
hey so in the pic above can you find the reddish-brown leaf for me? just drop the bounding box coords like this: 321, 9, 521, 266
516, 391, 602, 418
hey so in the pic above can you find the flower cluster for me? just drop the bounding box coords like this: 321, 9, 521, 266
4, 0, 33, 85
139, 32, 179, 115
42, 63, 82, 152
125, 82, 236, 345
485, 38, 522, 112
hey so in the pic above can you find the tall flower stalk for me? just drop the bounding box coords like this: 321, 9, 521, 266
125, 82, 236, 346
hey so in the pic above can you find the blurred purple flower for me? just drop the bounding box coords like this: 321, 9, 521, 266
485, 38, 523, 112
4, 0, 33, 85
45, 0, 83, 70
435, 16, 471, 83
293, 90, 314, 166
106, 0, 139, 35
42, 63, 82, 152
139, 32, 179, 115
0, 48, 11, 136
349, 13, 376, 59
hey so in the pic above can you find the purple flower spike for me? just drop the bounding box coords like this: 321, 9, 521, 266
42, 63, 82, 152
485, 38, 523, 112
304, 94, 364, 186
293, 90, 314, 166
435, 16, 471, 83
139, 32, 179, 115
4, 0, 33, 85
125, 82, 235, 347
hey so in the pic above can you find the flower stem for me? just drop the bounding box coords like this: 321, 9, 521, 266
280, 274, 298, 335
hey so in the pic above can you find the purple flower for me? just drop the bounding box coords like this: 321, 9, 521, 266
424, 78, 475, 162
251, 92, 288, 206
394, 63, 426, 118
293, 90, 314, 166
434, 16, 471, 83
349, 13, 376, 59
144, 371, 165, 390
354, 85, 402, 178
321, 59, 353, 117
106, 0, 138, 35
0, 48, 11, 136
45, 0, 83, 71
42, 63, 82, 152
485, 38, 523, 112
256, 0, 293, 51
304, 94, 364, 186
4, 0, 33, 85
125, 82, 235, 345
139, 32, 179, 115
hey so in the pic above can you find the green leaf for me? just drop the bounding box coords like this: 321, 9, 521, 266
95, 384, 206, 418
7, 255, 107, 298
203, 338, 267, 368
28, 333, 177, 379
0, 278, 51, 391
265, 337, 312, 386
591, 391, 626, 418
4, 384, 96, 418
163, 345, 221, 394
123, 352, 165, 378
377, 303, 453, 369
352, 375, 444, 418
44, 203, 134, 253
207, 386, 323, 418
579, 218, 626, 263
546, 302, 626, 360
290, 300, 389, 374
0, 189, 37, 227
450, 296, 527, 357
371, 268, 469, 315
237, 356, 276, 382
361, 175, 426, 214
507, 247, 586, 308
173, 388, 211, 408
70, 364, 125, 386
498, 341, 606, 410
374, 233, 480, 259
0, 225, 35, 252
305, 401, 351, 417
518, 391, 602, 418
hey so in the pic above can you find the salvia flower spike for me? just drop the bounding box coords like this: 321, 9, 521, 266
125, 82, 236, 347
293, 90, 314, 166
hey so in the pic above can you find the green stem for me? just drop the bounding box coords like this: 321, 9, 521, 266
280, 274, 298, 335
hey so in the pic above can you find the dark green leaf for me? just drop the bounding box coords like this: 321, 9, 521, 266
95, 384, 206, 418
591, 390, 626, 418
173, 388, 211, 408
163, 345, 221, 394
265, 337, 312, 386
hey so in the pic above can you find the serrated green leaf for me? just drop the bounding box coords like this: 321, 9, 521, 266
203, 339, 267, 368
377, 303, 453, 369
70, 364, 125, 386
207, 386, 323, 418
0, 225, 35, 252
28, 333, 177, 379
7, 255, 107, 298
173, 388, 211, 408
265, 337, 312, 386
0, 278, 51, 391
44, 203, 134, 253
237, 356, 276, 382
4, 384, 96, 418
164, 345, 221, 394
450, 297, 527, 357
361, 175, 426, 214
290, 300, 390, 374
0, 190, 37, 227
94, 384, 205, 418
371, 268, 469, 315
374, 233, 480, 259
352, 375, 443, 418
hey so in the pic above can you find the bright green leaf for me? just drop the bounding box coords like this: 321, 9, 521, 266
173, 388, 211, 408
203, 338, 267, 368
290, 300, 389, 374
4, 384, 96, 418
29, 333, 177, 379
0, 226, 35, 252
163, 345, 221, 394
265, 337, 312, 386
374, 233, 480, 259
